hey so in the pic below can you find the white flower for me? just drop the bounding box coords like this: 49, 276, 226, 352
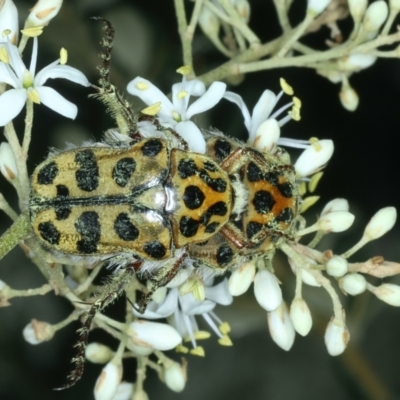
0, 141, 18, 180
0, 37, 89, 126
363, 207, 397, 241
127, 71, 226, 153
135, 279, 233, 350
25, 0, 63, 28
267, 302, 295, 351
324, 318, 350, 356
370, 283, 400, 306
253, 269, 282, 312
0, 0, 18, 44
163, 361, 187, 392
94, 360, 122, 400
224, 80, 302, 149
339, 273, 367, 296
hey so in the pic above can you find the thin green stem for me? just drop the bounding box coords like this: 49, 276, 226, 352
174, 0, 193, 67
22, 99, 34, 156
0, 213, 30, 262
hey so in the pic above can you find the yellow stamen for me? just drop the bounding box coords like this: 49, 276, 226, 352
190, 346, 205, 357
60, 48, 67, 65
292, 96, 302, 108
219, 322, 231, 335
218, 335, 233, 346
27, 89, 40, 104
176, 65, 192, 76
2, 29, 11, 38
280, 78, 294, 95
185, 331, 211, 341
298, 181, 307, 196
175, 344, 189, 354
309, 137, 322, 151
299, 196, 320, 213
308, 172, 324, 193
136, 81, 149, 90
141, 102, 161, 116
177, 90, 188, 100
179, 278, 205, 301
0, 46, 9, 63
290, 106, 301, 121
21, 26, 44, 37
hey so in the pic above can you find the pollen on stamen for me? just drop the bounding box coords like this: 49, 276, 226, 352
190, 331, 211, 341
141, 102, 161, 116
219, 322, 231, 335
175, 344, 189, 354
2, 29, 11, 38
27, 89, 41, 104
309, 137, 322, 151
218, 335, 233, 346
136, 81, 149, 90
60, 48, 67, 65
21, 26, 44, 37
298, 181, 307, 196
309, 172, 324, 193
176, 65, 192, 76
280, 78, 294, 95
299, 196, 320, 213
177, 90, 188, 100
190, 346, 205, 357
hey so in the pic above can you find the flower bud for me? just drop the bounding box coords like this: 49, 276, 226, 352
228, 261, 256, 296
339, 273, 367, 295
85, 342, 114, 364
0, 0, 18, 44
113, 382, 134, 400
338, 54, 377, 71
348, 0, 368, 22
94, 360, 122, 400
25, 0, 63, 28
233, 0, 250, 23
324, 318, 350, 356
318, 211, 355, 232
127, 320, 182, 351
370, 283, 400, 306
253, 119, 280, 153
326, 256, 349, 277
199, 6, 220, 39
163, 361, 187, 392
254, 269, 282, 312
321, 198, 349, 215
339, 82, 359, 112
290, 298, 312, 336
307, 0, 331, 15
362, 1, 388, 32
295, 139, 334, 177
23, 319, 54, 344
363, 207, 397, 241
0, 142, 18, 180
288, 258, 321, 287
267, 302, 295, 351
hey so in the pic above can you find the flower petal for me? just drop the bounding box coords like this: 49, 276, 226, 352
1, 42, 26, 81
0, 61, 20, 88
36, 86, 77, 119
127, 77, 175, 119
224, 91, 251, 133
250, 89, 278, 140
172, 79, 205, 116
35, 64, 90, 87
174, 121, 206, 153
205, 280, 233, 305
0, 88, 27, 126
185, 81, 226, 119
180, 292, 216, 315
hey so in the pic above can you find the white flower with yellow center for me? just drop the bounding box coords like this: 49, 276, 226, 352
127, 66, 226, 153
0, 37, 90, 126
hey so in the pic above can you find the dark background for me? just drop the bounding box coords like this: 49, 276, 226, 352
1, 1, 400, 399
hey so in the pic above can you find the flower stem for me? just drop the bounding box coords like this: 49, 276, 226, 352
0, 213, 30, 262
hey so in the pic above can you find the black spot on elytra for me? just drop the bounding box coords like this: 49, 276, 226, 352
75, 211, 101, 254
203, 160, 218, 172
56, 184, 69, 197
37, 161, 58, 185
183, 186, 205, 210
55, 206, 71, 220
75, 150, 99, 192
205, 222, 220, 233
277, 182, 293, 198
38, 221, 60, 245
264, 171, 279, 186
253, 190, 276, 214
200, 201, 228, 225
214, 139, 232, 159
113, 158, 136, 187
143, 240, 166, 259
199, 170, 227, 192
247, 221, 263, 239
247, 162, 262, 182
178, 158, 197, 179
216, 245, 234, 266
141, 139, 163, 157
179, 216, 200, 237
275, 208, 294, 224
114, 212, 139, 241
